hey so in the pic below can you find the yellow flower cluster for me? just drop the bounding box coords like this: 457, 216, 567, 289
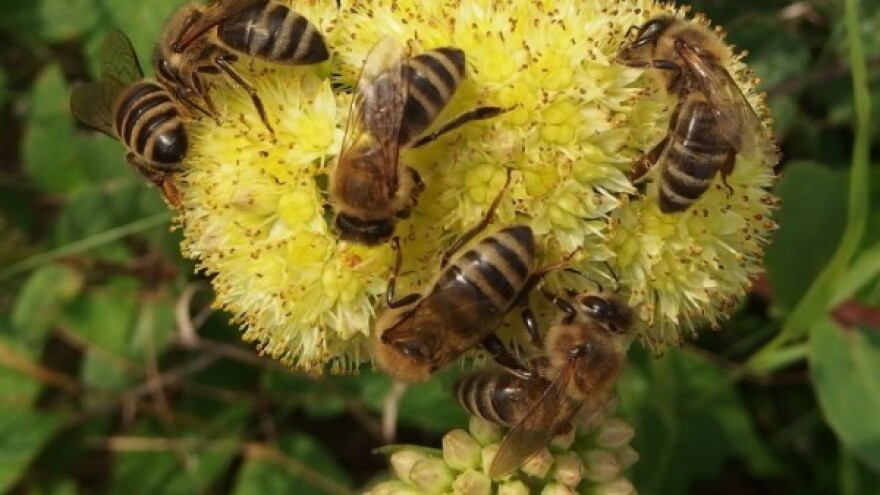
174, 0, 778, 372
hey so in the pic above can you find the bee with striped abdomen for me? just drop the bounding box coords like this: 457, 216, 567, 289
372, 172, 569, 382
617, 16, 770, 213
70, 30, 187, 207
155, 0, 330, 133
331, 36, 510, 245
455, 286, 631, 478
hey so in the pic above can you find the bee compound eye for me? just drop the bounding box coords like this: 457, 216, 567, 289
582, 295, 614, 320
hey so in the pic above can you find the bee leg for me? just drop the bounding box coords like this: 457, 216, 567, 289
630, 135, 668, 184
519, 305, 543, 348
632, 97, 682, 186
440, 169, 513, 267
541, 289, 578, 325
192, 75, 222, 125
214, 55, 275, 135
617, 58, 680, 74
519, 248, 580, 297
411, 105, 514, 148
480, 334, 533, 379
181, 92, 217, 122
719, 148, 736, 197
386, 237, 421, 308
603, 262, 622, 293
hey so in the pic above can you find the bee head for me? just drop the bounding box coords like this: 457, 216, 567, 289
372, 301, 441, 382
334, 214, 395, 245
617, 16, 679, 62
578, 294, 632, 334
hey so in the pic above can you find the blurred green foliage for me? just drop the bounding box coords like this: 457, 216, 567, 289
1, 0, 879, 494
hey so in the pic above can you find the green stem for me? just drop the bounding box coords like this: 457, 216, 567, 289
0, 213, 169, 280
747, 0, 872, 373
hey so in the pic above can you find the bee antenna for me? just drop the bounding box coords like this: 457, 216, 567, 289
603, 262, 622, 293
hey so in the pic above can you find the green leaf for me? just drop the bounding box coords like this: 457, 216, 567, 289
61, 281, 176, 392
619, 348, 780, 495
0, 67, 8, 107
10, 264, 84, 344
750, 0, 874, 374
2, 265, 81, 405
24, 65, 124, 195
94, 1, 184, 65
765, 162, 848, 310
0, 409, 64, 493
832, 242, 880, 306
742, 20, 811, 90
840, 449, 880, 495
232, 434, 354, 495
357, 369, 468, 434
37, 0, 101, 41
110, 407, 249, 495
811, 318, 880, 471
50, 182, 168, 249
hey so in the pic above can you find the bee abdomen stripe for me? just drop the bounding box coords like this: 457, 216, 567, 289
667, 142, 726, 179
288, 16, 327, 63
434, 47, 466, 75
463, 374, 507, 424
257, 3, 288, 58
489, 373, 521, 425
462, 250, 517, 306
400, 80, 442, 143
117, 84, 164, 145
662, 166, 710, 199
497, 226, 535, 261
484, 237, 529, 280
659, 183, 694, 212
409, 51, 462, 98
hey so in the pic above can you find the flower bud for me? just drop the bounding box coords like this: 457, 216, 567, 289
469, 416, 502, 446
540, 482, 576, 495
552, 452, 584, 487
409, 458, 455, 494
390, 450, 431, 484
615, 445, 640, 470
581, 449, 621, 483
480, 444, 499, 475
549, 425, 576, 451
593, 418, 634, 450
585, 478, 637, 495
366, 480, 419, 495
443, 429, 482, 471
451, 469, 491, 495
520, 448, 555, 479
497, 480, 529, 495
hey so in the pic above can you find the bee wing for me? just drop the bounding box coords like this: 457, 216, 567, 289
70, 79, 125, 137
489, 362, 577, 478
678, 46, 766, 159
337, 36, 408, 191
176, 0, 264, 48
98, 29, 144, 85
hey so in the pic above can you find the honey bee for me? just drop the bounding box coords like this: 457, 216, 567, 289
70, 30, 186, 207
455, 287, 631, 478
331, 37, 510, 245
155, 0, 330, 133
372, 172, 569, 383
617, 16, 769, 213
